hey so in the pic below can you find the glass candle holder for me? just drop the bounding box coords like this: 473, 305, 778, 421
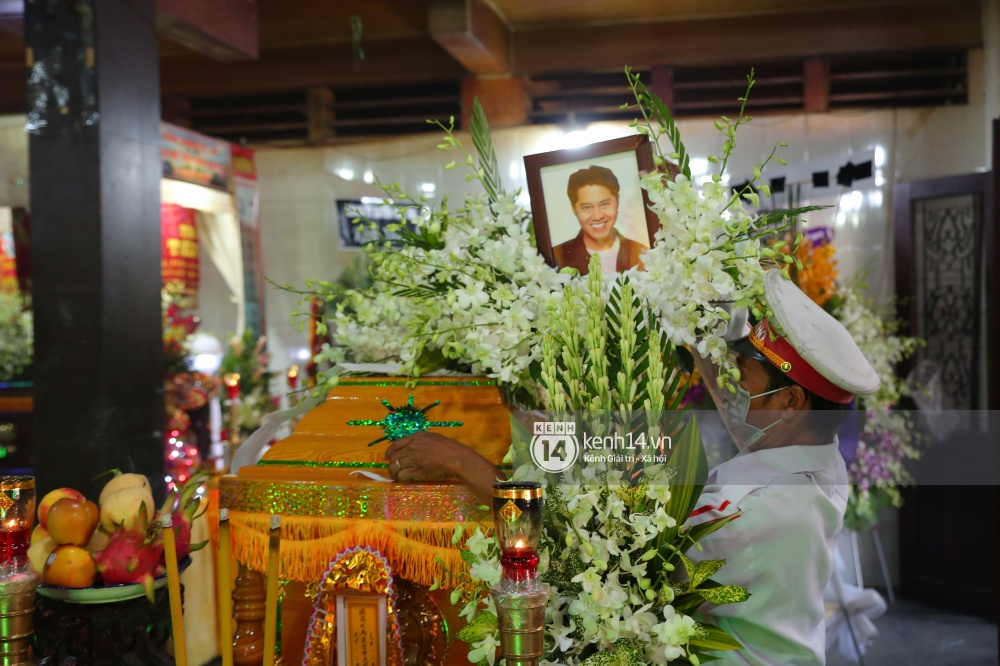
0, 477, 34, 570
492, 482, 542, 582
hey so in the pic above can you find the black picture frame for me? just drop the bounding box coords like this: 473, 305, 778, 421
523, 135, 660, 275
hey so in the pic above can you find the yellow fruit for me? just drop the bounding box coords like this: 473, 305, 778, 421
99, 473, 150, 507
84, 528, 111, 553
99, 486, 154, 533
27, 536, 57, 575
30, 525, 49, 545
42, 545, 97, 588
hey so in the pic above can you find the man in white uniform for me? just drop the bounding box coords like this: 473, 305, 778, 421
688, 270, 880, 664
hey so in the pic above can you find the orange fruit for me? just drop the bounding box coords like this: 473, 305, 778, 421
42, 544, 97, 588
46, 498, 99, 546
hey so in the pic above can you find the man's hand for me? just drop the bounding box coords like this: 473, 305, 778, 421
383, 431, 506, 504
384, 431, 466, 483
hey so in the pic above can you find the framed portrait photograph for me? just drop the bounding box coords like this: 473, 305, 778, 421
523, 135, 660, 276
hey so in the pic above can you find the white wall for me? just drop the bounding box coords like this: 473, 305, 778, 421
0, 116, 30, 210
257, 48, 994, 372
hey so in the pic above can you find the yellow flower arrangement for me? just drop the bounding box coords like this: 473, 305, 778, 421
781, 238, 838, 307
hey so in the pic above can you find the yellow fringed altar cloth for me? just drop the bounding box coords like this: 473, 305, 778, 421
221, 377, 511, 665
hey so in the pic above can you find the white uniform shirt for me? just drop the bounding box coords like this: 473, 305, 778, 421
687, 440, 848, 665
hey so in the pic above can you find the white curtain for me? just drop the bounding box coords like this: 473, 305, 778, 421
161, 179, 245, 335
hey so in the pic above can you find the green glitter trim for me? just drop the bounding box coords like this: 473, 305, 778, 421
348, 395, 463, 446
255, 459, 512, 470
338, 380, 497, 387
258, 460, 390, 468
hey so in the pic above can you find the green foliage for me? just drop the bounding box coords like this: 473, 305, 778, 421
454, 611, 498, 643
541, 548, 585, 594
655, 418, 708, 554
542, 261, 687, 414
0, 291, 32, 379
625, 66, 690, 177
689, 625, 745, 652
581, 638, 646, 666
469, 98, 506, 205
693, 584, 751, 605
690, 559, 726, 589
350, 15, 365, 70
844, 484, 898, 533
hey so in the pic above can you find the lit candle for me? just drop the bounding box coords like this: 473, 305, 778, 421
492, 482, 543, 582
0, 475, 35, 569
262, 514, 281, 666
286, 365, 299, 390
217, 509, 233, 666
162, 514, 188, 666
223, 373, 241, 402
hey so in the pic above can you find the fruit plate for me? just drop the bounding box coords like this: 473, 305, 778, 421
36, 556, 193, 604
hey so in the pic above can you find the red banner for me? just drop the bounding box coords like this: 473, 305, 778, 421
161, 204, 200, 302
231, 144, 257, 181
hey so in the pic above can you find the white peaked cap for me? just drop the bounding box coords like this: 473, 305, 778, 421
747, 270, 880, 403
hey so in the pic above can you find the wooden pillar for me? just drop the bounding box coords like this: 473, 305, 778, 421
24, 0, 165, 497
232, 563, 267, 665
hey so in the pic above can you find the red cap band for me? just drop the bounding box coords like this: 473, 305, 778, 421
749, 319, 854, 404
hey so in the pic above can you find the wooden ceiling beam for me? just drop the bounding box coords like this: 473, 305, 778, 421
804, 58, 830, 113
430, 0, 510, 75
159, 37, 467, 97
511, 0, 983, 74
156, 0, 259, 62
461, 76, 526, 128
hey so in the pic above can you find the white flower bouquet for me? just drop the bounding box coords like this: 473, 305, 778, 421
296, 68, 824, 664
445, 262, 757, 665
832, 283, 923, 531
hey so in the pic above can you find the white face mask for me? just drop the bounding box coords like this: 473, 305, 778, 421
720, 385, 787, 451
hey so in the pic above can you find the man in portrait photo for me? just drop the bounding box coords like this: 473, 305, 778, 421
552, 164, 649, 275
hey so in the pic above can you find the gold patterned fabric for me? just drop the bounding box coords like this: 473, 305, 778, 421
223, 478, 489, 586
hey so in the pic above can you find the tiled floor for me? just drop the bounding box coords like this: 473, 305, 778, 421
827, 597, 998, 666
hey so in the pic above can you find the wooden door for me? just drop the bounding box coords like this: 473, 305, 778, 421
893, 166, 998, 619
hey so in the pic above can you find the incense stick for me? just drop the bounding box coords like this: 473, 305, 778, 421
163, 513, 188, 666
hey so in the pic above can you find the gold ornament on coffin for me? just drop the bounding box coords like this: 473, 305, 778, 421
302, 547, 449, 666
302, 546, 403, 666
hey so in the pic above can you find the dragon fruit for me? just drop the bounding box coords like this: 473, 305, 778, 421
93, 526, 164, 601
160, 472, 209, 564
